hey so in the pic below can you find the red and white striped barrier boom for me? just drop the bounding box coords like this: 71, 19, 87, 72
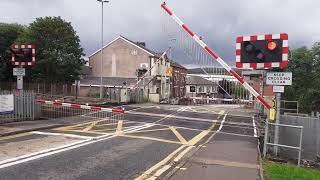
36, 99, 125, 114
161, 2, 272, 110
131, 48, 171, 89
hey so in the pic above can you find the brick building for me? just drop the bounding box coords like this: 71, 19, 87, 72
170, 61, 187, 99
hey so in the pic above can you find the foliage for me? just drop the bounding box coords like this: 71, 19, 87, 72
0, 23, 26, 81
16, 16, 85, 83
0, 16, 85, 84
263, 160, 320, 180
283, 43, 320, 113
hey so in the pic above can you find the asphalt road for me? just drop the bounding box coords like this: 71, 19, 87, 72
0, 105, 226, 180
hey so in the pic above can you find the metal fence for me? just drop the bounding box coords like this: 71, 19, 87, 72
0, 82, 73, 96
36, 100, 124, 133
281, 100, 299, 114
264, 121, 303, 166
266, 115, 320, 162
0, 90, 36, 124
128, 88, 144, 103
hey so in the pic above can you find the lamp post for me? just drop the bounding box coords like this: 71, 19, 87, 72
97, 0, 109, 99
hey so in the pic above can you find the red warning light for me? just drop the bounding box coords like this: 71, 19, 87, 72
267, 41, 277, 51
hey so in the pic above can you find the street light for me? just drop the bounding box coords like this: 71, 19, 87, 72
97, 0, 109, 99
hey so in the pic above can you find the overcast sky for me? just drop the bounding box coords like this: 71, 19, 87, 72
1, 0, 319, 66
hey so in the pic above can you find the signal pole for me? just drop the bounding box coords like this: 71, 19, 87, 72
274, 92, 281, 155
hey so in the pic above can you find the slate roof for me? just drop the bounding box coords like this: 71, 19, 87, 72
170, 60, 187, 70
186, 75, 217, 85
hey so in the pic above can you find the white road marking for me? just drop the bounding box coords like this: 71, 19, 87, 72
218, 114, 227, 132
0, 122, 153, 169
32, 131, 94, 140
252, 116, 258, 137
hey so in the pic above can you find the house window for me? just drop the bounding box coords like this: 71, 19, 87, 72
190, 86, 196, 92
207, 86, 211, 93
198, 86, 204, 93
131, 50, 138, 55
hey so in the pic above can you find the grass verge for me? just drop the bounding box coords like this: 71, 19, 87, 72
263, 160, 320, 180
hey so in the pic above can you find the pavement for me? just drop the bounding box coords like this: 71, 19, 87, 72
0, 103, 261, 180
0, 120, 64, 137
165, 114, 260, 180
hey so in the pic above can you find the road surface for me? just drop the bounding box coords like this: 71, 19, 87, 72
0, 104, 259, 180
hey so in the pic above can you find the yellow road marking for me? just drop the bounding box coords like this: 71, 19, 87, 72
54, 122, 93, 131
125, 128, 170, 134
135, 145, 186, 180
90, 129, 116, 132
94, 122, 118, 127
54, 119, 107, 131
120, 134, 182, 145
175, 166, 187, 170
169, 126, 187, 144
173, 146, 194, 162
218, 110, 225, 115
82, 121, 98, 132
153, 164, 171, 177
187, 130, 210, 146
116, 120, 123, 135
0, 132, 31, 141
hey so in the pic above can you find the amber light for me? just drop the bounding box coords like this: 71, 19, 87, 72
267, 41, 277, 51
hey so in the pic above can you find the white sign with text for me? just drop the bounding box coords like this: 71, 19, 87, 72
0, 94, 14, 115
267, 72, 292, 86
273, 86, 285, 93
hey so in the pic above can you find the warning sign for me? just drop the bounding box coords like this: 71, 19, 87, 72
266, 72, 292, 86
0, 94, 14, 115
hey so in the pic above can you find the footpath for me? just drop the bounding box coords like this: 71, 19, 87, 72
166, 112, 262, 180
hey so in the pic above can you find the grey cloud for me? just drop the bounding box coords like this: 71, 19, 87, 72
0, 0, 319, 66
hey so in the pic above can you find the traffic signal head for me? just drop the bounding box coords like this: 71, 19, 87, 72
12, 48, 32, 62
236, 33, 288, 69
11, 44, 36, 66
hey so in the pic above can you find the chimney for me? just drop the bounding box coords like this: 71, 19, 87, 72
136, 42, 146, 47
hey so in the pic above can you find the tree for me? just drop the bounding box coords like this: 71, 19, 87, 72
0, 23, 26, 81
283, 43, 320, 113
16, 16, 85, 84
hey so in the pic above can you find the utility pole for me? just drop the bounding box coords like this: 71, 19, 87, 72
97, 0, 109, 99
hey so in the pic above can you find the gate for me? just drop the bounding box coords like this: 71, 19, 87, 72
36, 99, 124, 129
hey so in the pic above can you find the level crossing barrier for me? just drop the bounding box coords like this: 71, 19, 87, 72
161, 2, 272, 110
36, 99, 125, 130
